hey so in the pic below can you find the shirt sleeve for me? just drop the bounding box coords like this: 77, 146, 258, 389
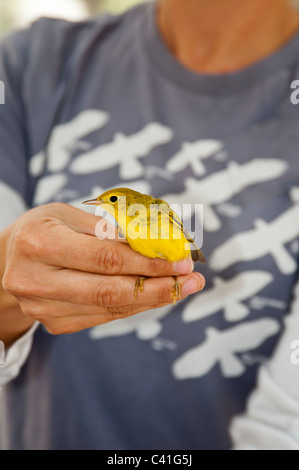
230, 281, 299, 450
0, 322, 39, 387
0, 28, 31, 216
0, 30, 33, 384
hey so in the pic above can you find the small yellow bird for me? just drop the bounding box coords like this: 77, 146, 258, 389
83, 188, 205, 303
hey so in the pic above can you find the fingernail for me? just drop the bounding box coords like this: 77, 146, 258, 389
182, 273, 205, 297
173, 258, 194, 275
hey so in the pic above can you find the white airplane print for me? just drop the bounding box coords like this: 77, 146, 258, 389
182, 271, 273, 323
163, 159, 288, 231
165, 139, 223, 176
209, 204, 299, 274
29, 109, 110, 176
70, 123, 174, 179
172, 318, 280, 379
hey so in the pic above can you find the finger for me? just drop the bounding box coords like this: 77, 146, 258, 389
19, 267, 205, 307
32, 221, 194, 276
38, 302, 171, 335
25, 203, 101, 236
20, 297, 171, 324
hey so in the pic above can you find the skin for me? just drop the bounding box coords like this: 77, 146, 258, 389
0, 204, 203, 346
158, 0, 299, 73
1, 0, 298, 346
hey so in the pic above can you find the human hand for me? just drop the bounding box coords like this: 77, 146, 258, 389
2, 203, 205, 335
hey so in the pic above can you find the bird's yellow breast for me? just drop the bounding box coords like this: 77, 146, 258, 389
128, 234, 190, 262
123, 208, 191, 262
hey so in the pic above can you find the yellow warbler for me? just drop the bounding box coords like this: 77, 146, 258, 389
83, 188, 205, 303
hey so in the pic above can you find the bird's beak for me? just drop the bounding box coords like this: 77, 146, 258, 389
82, 198, 102, 205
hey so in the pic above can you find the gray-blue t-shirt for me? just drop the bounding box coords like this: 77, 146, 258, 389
1, 1, 299, 450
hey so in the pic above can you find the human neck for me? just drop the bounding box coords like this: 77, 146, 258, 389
157, 0, 299, 73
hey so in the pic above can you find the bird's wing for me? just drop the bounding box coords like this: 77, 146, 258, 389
155, 199, 205, 263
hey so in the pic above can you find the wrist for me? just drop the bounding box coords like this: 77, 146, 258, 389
0, 224, 34, 347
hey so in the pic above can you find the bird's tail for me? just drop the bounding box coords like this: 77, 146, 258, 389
188, 239, 206, 263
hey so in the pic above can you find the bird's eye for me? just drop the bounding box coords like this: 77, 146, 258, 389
110, 195, 118, 203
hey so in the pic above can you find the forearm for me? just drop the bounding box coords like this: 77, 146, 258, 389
0, 226, 34, 348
